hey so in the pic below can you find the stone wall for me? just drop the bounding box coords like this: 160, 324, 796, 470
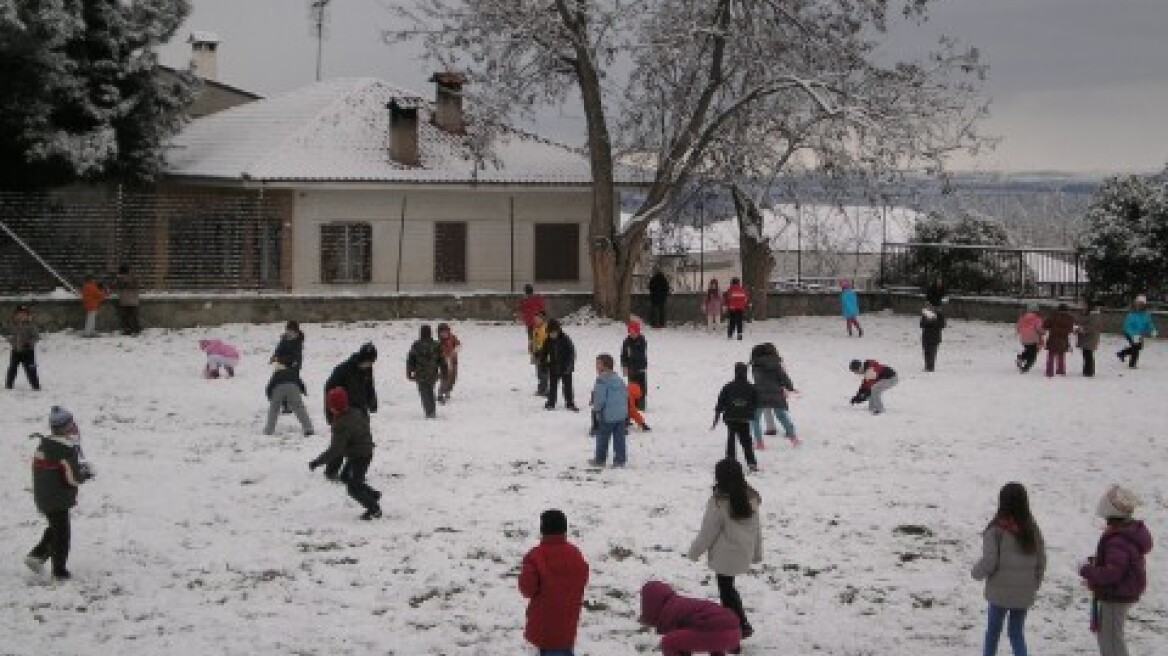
1, 291, 1157, 335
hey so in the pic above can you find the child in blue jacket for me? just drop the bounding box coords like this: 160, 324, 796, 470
840, 281, 862, 337
1117, 295, 1158, 368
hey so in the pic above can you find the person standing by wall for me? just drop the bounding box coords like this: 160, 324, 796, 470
723, 278, 749, 341
114, 265, 141, 336
6, 304, 41, 391
518, 284, 547, 341
79, 276, 107, 337
703, 278, 723, 332
518, 509, 589, 656
687, 458, 763, 641
920, 305, 946, 373
840, 280, 863, 337
648, 269, 671, 328
1042, 303, 1075, 378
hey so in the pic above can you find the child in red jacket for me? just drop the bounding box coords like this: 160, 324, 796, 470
639, 580, 742, 656
519, 509, 590, 655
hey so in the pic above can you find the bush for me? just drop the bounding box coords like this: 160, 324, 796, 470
890, 210, 1020, 295
1078, 170, 1168, 305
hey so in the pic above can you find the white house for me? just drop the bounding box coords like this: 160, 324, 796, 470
163, 75, 645, 293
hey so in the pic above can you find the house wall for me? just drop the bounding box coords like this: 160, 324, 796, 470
292, 187, 593, 293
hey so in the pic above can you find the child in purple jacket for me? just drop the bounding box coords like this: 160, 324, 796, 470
639, 580, 741, 656
1080, 485, 1153, 656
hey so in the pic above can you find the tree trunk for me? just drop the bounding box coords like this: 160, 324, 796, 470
731, 185, 775, 320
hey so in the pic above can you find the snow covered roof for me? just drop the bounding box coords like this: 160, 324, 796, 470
188, 31, 220, 44
165, 77, 648, 186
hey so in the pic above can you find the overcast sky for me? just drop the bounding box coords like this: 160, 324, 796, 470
158, 0, 1168, 174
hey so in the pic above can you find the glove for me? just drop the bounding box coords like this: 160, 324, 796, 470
308, 459, 320, 471
77, 461, 95, 482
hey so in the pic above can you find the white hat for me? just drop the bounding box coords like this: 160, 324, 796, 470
1134, 294, 1148, 306
1096, 485, 1141, 519
922, 307, 936, 319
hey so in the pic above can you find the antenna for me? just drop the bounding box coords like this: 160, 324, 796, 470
308, 0, 332, 82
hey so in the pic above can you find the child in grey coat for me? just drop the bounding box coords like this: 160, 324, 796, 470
264, 356, 314, 436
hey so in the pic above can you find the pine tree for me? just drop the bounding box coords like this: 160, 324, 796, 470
0, 0, 194, 189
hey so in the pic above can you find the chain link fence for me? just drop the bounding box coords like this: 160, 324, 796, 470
0, 189, 284, 294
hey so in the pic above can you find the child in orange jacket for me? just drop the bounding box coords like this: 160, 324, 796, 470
79, 276, 107, 337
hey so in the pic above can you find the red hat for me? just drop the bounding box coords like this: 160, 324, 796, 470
627, 320, 641, 335
326, 387, 349, 414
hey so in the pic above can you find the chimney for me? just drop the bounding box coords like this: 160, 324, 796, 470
188, 31, 221, 81
430, 71, 467, 134
388, 100, 420, 166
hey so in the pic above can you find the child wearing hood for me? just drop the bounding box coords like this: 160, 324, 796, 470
264, 355, 314, 436
749, 343, 798, 449
199, 338, 240, 378
639, 581, 742, 656
25, 406, 93, 580
713, 363, 760, 473
971, 482, 1046, 656
1043, 303, 1076, 378
407, 325, 448, 419
6, 304, 40, 390
1080, 485, 1154, 656
840, 280, 863, 337
620, 320, 648, 411
1076, 299, 1103, 377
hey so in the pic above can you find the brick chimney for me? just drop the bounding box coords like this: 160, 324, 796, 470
188, 31, 221, 81
388, 100, 420, 166
430, 72, 467, 134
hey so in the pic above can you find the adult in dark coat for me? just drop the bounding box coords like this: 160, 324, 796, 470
26, 406, 91, 579
309, 388, 381, 520
925, 277, 947, 308
620, 320, 649, 411
648, 270, 671, 328
539, 319, 578, 411
407, 325, 447, 418
1042, 304, 1075, 377
920, 306, 947, 372
321, 343, 378, 480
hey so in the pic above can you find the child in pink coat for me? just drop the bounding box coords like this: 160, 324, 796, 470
1015, 304, 1044, 373
198, 339, 240, 378
639, 580, 741, 656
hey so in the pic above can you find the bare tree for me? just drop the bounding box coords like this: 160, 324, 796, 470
393, 0, 980, 318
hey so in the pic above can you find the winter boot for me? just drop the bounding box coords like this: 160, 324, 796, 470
24, 554, 45, 574
788, 435, 801, 446
754, 438, 766, 450
224, 366, 235, 378
360, 507, 382, 521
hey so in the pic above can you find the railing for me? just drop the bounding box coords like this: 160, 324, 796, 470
880, 242, 1084, 299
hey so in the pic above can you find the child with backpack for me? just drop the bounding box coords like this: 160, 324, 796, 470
713, 363, 760, 473
971, 482, 1046, 656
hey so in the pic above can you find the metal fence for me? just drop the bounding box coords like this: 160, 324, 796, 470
0, 189, 283, 294
880, 242, 1084, 299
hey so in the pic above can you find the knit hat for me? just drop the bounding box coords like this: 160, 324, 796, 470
547, 318, 562, 333
49, 406, 75, 435
326, 387, 349, 414
849, 359, 863, 372
1096, 485, 1141, 519
540, 509, 568, 536
356, 342, 378, 363
627, 320, 641, 335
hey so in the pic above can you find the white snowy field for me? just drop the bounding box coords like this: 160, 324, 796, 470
1, 313, 1165, 656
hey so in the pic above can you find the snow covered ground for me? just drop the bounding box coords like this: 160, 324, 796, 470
2, 314, 1165, 655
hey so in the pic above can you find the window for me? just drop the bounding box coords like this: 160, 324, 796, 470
534, 223, 580, 282
434, 221, 467, 283
320, 222, 372, 283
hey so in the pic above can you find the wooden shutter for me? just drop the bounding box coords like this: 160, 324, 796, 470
534, 223, 580, 282
434, 221, 467, 283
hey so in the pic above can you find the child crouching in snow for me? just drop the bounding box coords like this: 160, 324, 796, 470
848, 358, 897, 415
264, 355, 314, 436
639, 580, 742, 656
199, 338, 239, 378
